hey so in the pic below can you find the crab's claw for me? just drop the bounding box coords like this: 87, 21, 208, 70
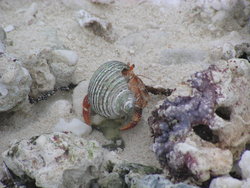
119, 106, 142, 131
82, 95, 91, 125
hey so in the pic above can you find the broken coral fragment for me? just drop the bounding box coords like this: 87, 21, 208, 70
0, 55, 32, 112
149, 58, 250, 182
2, 132, 105, 188
76, 9, 116, 42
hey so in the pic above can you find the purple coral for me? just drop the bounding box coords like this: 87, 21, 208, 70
148, 65, 221, 178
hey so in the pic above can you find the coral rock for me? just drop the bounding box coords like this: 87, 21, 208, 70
23, 48, 78, 97
235, 43, 250, 61
0, 55, 31, 112
222, 43, 250, 61
2, 132, 106, 188
209, 176, 243, 188
239, 150, 250, 179
76, 9, 115, 42
49, 49, 78, 87
23, 50, 56, 97
209, 150, 250, 188
222, 43, 236, 60
149, 58, 250, 182
102, 162, 163, 188
168, 138, 233, 182
190, 1, 250, 36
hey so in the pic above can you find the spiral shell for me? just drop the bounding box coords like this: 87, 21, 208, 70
88, 61, 135, 119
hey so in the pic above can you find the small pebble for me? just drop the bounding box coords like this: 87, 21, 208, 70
53, 118, 92, 137
4, 25, 15, 33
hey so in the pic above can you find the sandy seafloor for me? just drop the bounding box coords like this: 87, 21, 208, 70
0, 0, 249, 176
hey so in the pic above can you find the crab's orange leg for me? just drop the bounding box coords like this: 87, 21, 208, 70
82, 95, 91, 125
120, 64, 149, 130
120, 106, 142, 131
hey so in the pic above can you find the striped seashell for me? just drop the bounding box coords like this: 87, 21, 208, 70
88, 61, 135, 119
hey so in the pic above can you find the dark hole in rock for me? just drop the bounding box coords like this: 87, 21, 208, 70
239, 52, 250, 62
105, 161, 115, 173
229, 171, 242, 180
229, 167, 242, 180
87, 165, 97, 176
201, 178, 213, 188
89, 178, 99, 188
230, 160, 242, 180
246, 143, 250, 150
193, 124, 219, 144
215, 106, 231, 121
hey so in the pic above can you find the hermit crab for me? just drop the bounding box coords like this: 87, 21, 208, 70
83, 61, 174, 130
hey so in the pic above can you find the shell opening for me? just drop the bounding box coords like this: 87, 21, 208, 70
122, 98, 134, 114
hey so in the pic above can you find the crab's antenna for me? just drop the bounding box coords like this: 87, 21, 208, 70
137, 74, 154, 82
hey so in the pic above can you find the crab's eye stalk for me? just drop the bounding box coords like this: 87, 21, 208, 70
129, 64, 135, 71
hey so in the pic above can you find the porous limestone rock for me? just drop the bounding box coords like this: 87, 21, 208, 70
189, 0, 250, 36
48, 49, 78, 87
0, 55, 31, 112
149, 58, 250, 182
2, 132, 106, 188
222, 43, 250, 61
169, 137, 233, 182
222, 43, 236, 60
239, 150, 250, 179
99, 162, 163, 188
98, 163, 197, 188
2, 132, 200, 188
235, 43, 250, 61
209, 176, 243, 188
209, 150, 250, 188
23, 49, 56, 97
23, 48, 78, 97
209, 176, 250, 188
76, 9, 115, 42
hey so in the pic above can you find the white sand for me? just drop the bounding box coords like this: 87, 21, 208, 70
0, 0, 249, 169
